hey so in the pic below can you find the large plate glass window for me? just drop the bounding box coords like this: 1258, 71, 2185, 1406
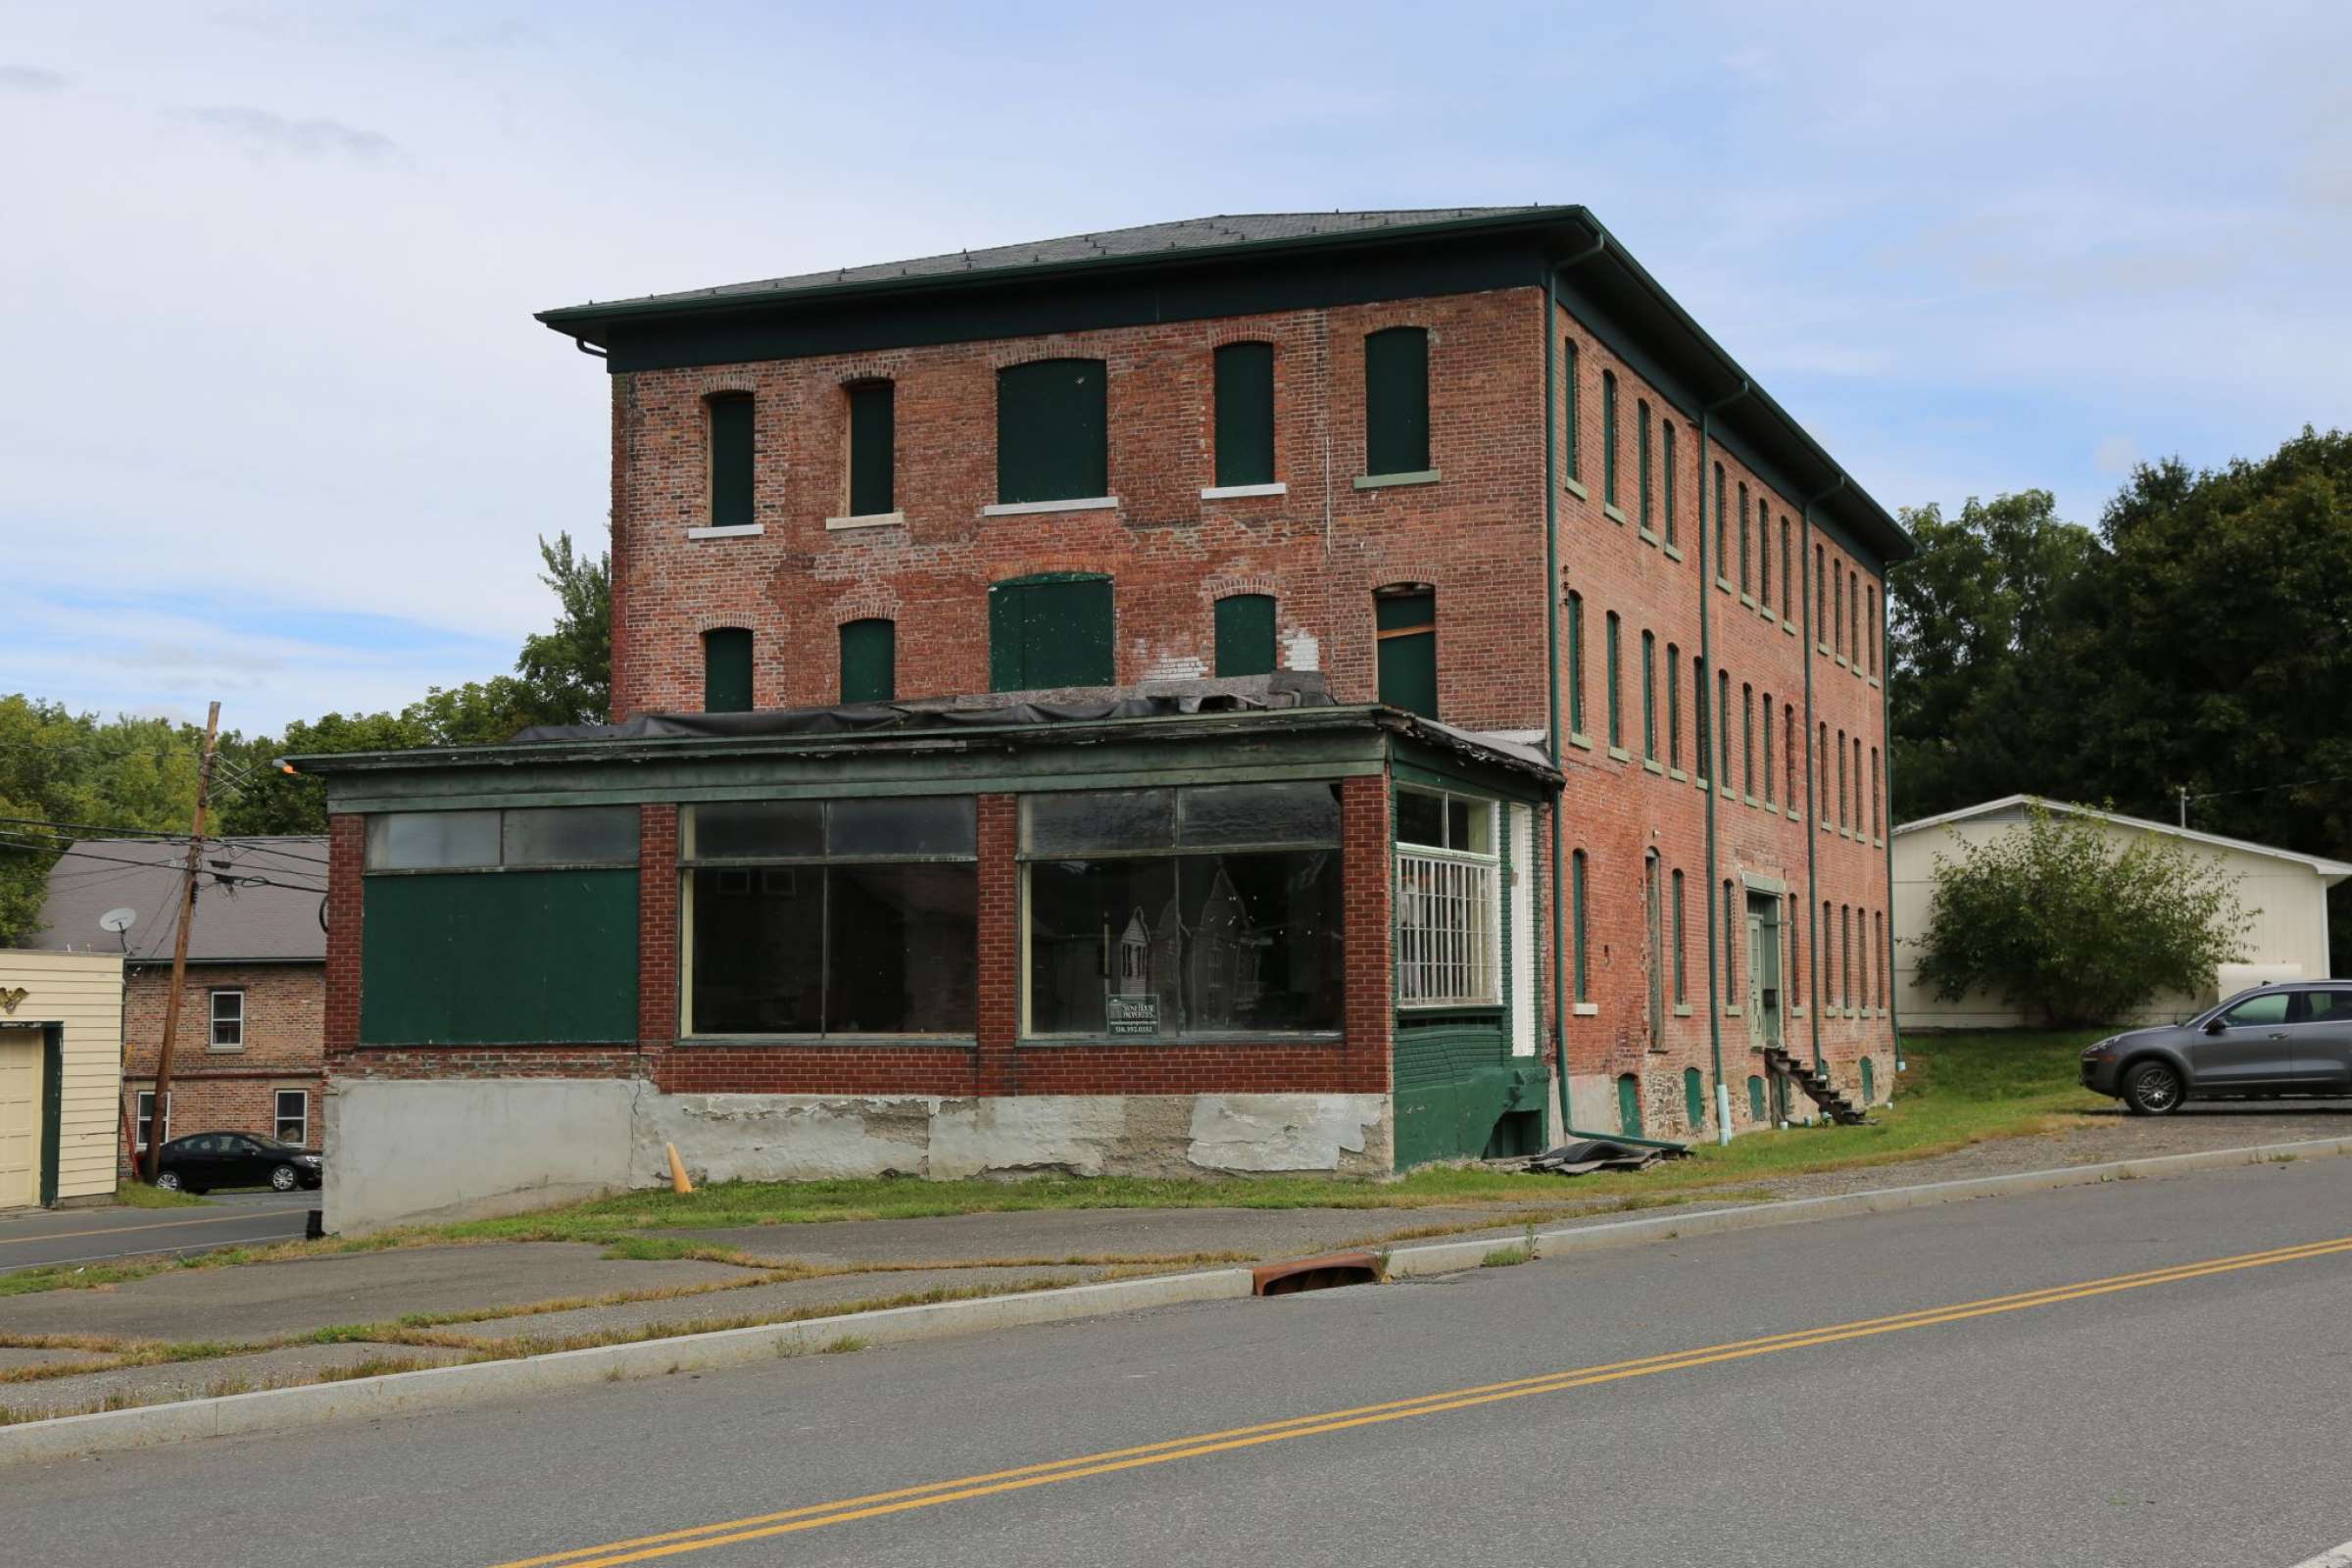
683, 799, 977, 1037
1395, 786, 1501, 1007
1022, 783, 1342, 1038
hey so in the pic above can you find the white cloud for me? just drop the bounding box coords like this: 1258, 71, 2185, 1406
165, 104, 402, 164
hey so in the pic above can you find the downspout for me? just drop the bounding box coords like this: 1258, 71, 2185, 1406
1881, 578, 1904, 1078
1801, 473, 1844, 1078
1698, 380, 1750, 1144
1543, 233, 1604, 1138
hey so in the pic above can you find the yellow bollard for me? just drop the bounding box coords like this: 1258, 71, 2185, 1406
665, 1142, 694, 1196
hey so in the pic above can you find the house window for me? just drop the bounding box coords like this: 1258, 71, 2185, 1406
1396, 787, 1502, 1009
991, 574, 1113, 691
1566, 591, 1586, 737
685, 798, 979, 1037
1713, 463, 1727, 579
1872, 747, 1883, 838
1842, 905, 1854, 1007
708, 393, 754, 528
1600, 371, 1620, 506
1851, 576, 1864, 666
1738, 482, 1751, 594
1214, 594, 1278, 678
1604, 611, 1623, 750
1760, 691, 1774, 806
1638, 400, 1653, 530
1692, 655, 1710, 783
704, 627, 754, 713
1571, 849, 1592, 1003
1837, 730, 1849, 828
1785, 704, 1797, 806
1374, 587, 1438, 717
1671, 867, 1688, 1003
845, 380, 895, 517
998, 359, 1107, 504
135, 1090, 171, 1151
1816, 546, 1828, 647
1781, 519, 1792, 618
209, 988, 244, 1051
1834, 561, 1845, 653
1561, 338, 1582, 483
1026, 783, 1345, 1033
1869, 584, 1881, 674
366, 806, 639, 871
1662, 422, 1679, 547
1819, 723, 1831, 822
1666, 644, 1682, 769
1740, 683, 1755, 797
1213, 342, 1276, 488
274, 1089, 308, 1146
1641, 630, 1657, 760
1855, 737, 1866, 832
1758, 501, 1773, 607
1717, 668, 1732, 783
1364, 327, 1430, 476
1644, 852, 1663, 1045
839, 618, 896, 705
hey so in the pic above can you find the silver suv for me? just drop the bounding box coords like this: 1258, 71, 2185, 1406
2081, 983, 2352, 1114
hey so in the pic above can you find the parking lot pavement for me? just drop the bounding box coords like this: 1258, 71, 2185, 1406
0, 1191, 317, 1274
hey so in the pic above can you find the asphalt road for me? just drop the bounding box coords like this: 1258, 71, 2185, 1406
0, 1190, 315, 1273
15, 1157, 2352, 1567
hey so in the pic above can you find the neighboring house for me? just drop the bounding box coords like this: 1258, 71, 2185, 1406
37, 838, 328, 1160
1891, 796, 2352, 1029
0, 951, 122, 1209
296, 207, 1912, 1233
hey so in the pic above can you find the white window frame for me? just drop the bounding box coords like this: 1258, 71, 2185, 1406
274, 1088, 309, 1146
1396, 788, 1503, 1009
209, 987, 245, 1052
135, 1090, 172, 1152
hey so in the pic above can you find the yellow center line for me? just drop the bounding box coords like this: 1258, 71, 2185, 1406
0, 1208, 304, 1248
492, 1231, 2352, 1568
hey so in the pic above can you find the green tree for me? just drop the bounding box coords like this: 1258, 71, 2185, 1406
1914, 805, 2252, 1027
514, 532, 612, 726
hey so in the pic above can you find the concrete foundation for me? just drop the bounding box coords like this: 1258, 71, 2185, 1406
326, 1080, 1394, 1233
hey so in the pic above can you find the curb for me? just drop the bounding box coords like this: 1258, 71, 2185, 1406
8, 1132, 2348, 1466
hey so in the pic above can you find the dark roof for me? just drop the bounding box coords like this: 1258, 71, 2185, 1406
33, 837, 327, 963
548, 209, 1525, 315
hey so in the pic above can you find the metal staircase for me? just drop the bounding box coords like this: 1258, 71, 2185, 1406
1760, 1045, 1871, 1126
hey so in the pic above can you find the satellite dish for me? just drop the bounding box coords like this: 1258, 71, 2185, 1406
99, 907, 138, 934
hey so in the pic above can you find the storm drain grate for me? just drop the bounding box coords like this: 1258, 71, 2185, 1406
1251, 1250, 1383, 1296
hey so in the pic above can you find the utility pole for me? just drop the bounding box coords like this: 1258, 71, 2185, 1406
146, 702, 220, 1184
2180, 786, 2189, 829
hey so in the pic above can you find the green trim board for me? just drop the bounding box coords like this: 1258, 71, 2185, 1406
39, 1023, 62, 1207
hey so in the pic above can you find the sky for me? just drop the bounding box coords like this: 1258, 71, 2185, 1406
6, 1, 2349, 735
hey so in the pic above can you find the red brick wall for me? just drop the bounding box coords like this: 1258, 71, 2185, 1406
324, 814, 363, 1055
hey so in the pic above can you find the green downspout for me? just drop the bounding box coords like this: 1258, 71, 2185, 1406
1801, 474, 1843, 1077
1697, 381, 1750, 1143
1881, 582, 1904, 1078
1543, 237, 1603, 1139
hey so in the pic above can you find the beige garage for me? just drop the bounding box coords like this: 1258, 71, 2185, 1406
1892, 796, 2352, 1030
0, 952, 126, 1209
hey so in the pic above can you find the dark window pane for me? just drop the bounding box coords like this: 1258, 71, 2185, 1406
827, 797, 976, 858
1213, 594, 1277, 678
1364, 326, 1430, 475
689, 866, 824, 1034
1213, 342, 1275, 487
503, 807, 639, 866
1024, 790, 1175, 856
367, 810, 500, 869
1396, 789, 1445, 848
1177, 852, 1343, 1032
839, 617, 896, 704
704, 627, 753, 713
709, 395, 753, 528
824, 865, 977, 1034
690, 802, 821, 861
846, 381, 894, 516
1180, 782, 1340, 847
997, 359, 1107, 504
1027, 858, 1180, 1034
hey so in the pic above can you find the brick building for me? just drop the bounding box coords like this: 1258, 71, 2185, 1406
299, 207, 1911, 1231
37, 838, 328, 1161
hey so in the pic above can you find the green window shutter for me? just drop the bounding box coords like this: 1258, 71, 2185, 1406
1604, 612, 1622, 748
1213, 343, 1275, 487
1684, 1067, 1704, 1129
1642, 631, 1656, 760
839, 618, 896, 704
1571, 850, 1590, 1002
847, 381, 895, 516
703, 627, 754, 713
997, 359, 1106, 504
1562, 340, 1581, 482
990, 574, 1113, 691
1363, 327, 1429, 476
709, 395, 754, 528
1601, 373, 1619, 504
1374, 589, 1438, 717
1214, 594, 1277, 677
1662, 422, 1678, 546
1566, 593, 1585, 735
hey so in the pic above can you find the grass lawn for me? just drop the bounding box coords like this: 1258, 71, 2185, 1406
432, 1031, 2112, 1244
111, 1182, 212, 1210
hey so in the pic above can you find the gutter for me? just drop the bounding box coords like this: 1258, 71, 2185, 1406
1800, 474, 1846, 1076
1880, 581, 1904, 1075
1697, 381, 1750, 1144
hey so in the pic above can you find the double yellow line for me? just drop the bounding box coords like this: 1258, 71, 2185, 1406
496, 1232, 2352, 1568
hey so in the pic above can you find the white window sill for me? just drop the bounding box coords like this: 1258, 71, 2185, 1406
1601, 502, 1628, 524
1607, 745, 1632, 762
1662, 542, 1685, 563
686, 523, 764, 540
1200, 481, 1287, 500
1353, 469, 1442, 490
1672, 1004, 1692, 1017
982, 496, 1119, 517
206, 1046, 244, 1055
825, 511, 905, 531
1562, 475, 1589, 502
1785, 620, 1799, 636
1572, 1002, 1600, 1017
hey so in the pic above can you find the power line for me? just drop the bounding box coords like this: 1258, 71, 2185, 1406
2185, 773, 2352, 805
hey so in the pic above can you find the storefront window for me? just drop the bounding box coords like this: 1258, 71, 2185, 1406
1022, 783, 1343, 1038
683, 798, 977, 1037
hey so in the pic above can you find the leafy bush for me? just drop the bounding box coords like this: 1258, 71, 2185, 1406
1914, 804, 2251, 1027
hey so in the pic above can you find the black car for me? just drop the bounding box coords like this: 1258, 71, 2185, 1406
153, 1132, 324, 1194
2081, 981, 2352, 1114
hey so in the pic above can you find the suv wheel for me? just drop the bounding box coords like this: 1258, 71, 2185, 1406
2123, 1059, 2185, 1116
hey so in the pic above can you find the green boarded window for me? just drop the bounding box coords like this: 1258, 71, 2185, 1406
1761, 690, 1774, 805
1638, 400, 1652, 530
1601, 371, 1619, 506
1616, 1074, 1642, 1137
1666, 643, 1682, 769
1713, 464, 1727, 581
1213, 342, 1275, 487
1604, 611, 1622, 749
990, 574, 1113, 691
1684, 1067, 1705, 1130
1718, 670, 1732, 783
1571, 849, 1591, 1003
1374, 588, 1437, 717
1738, 484, 1752, 593
1566, 592, 1586, 736
704, 627, 753, 713
1724, 880, 1740, 998
1562, 338, 1581, 482
1662, 421, 1678, 547
1671, 867, 1687, 1002
1641, 630, 1656, 760
1816, 546, 1827, 646
1364, 327, 1429, 476
1741, 683, 1754, 796
1758, 499, 1772, 606
1748, 1074, 1766, 1123
997, 359, 1106, 504
846, 381, 894, 517
839, 618, 895, 704
361, 868, 639, 1046
1214, 594, 1277, 677
1781, 519, 1792, 617
1692, 656, 1709, 782
709, 394, 753, 528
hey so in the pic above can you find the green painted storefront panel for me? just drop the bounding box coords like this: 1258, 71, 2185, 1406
997, 359, 1106, 504
1363, 326, 1429, 475
1393, 1018, 1538, 1170
840, 617, 896, 704
847, 381, 895, 516
1214, 594, 1277, 677
361, 869, 639, 1045
1213, 341, 1274, 486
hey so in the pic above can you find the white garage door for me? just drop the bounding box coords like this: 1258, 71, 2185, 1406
0, 1029, 41, 1210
